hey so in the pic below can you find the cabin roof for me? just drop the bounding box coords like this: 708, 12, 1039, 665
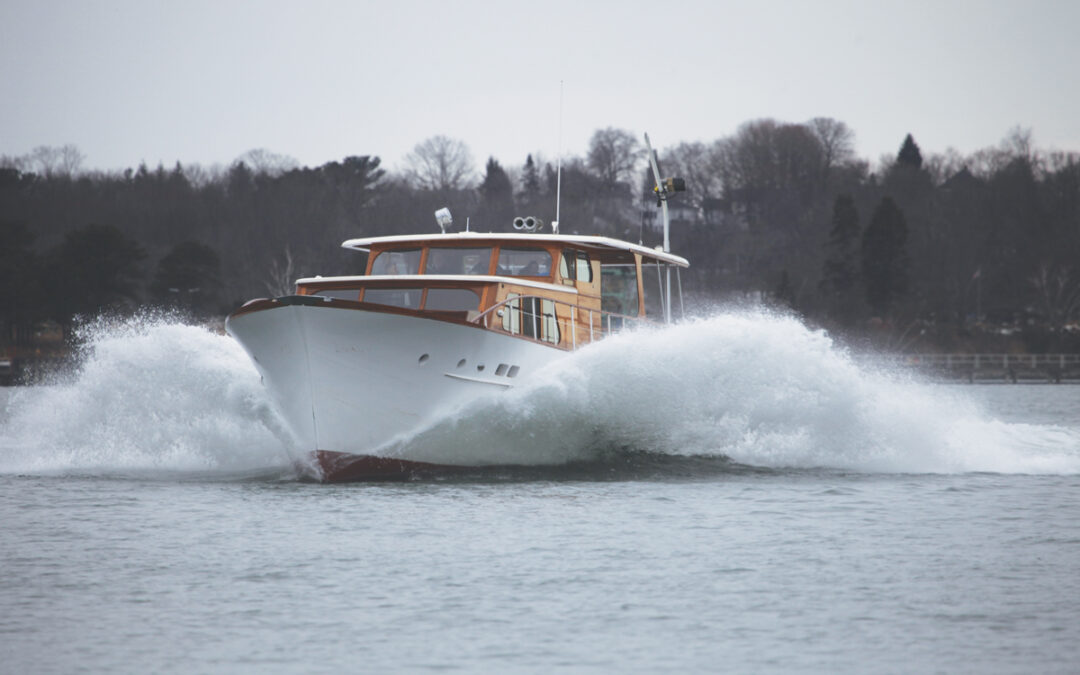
340, 232, 690, 267
296, 274, 578, 294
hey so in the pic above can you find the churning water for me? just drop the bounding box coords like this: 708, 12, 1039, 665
3, 311, 1077, 477
2, 312, 1079, 672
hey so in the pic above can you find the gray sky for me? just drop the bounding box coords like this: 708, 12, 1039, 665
2, 0, 1077, 174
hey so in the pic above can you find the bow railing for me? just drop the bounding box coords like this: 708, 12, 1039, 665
471, 295, 646, 350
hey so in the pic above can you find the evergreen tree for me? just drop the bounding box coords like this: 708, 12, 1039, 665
521, 154, 540, 201
897, 134, 923, 169
151, 241, 222, 316
478, 157, 515, 228
820, 194, 861, 301
774, 269, 795, 308
544, 163, 558, 197
226, 161, 255, 196
0, 221, 42, 346
45, 223, 146, 326
861, 197, 909, 316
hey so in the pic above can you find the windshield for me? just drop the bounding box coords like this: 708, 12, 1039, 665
363, 288, 422, 309
370, 249, 422, 275
497, 248, 552, 277
425, 247, 492, 275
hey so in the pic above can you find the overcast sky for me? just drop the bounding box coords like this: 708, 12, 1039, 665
2, 0, 1077, 175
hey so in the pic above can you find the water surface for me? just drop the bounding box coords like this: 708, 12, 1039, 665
2, 315, 1078, 673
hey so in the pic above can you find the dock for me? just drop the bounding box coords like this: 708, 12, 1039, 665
899, 354, 1080, 383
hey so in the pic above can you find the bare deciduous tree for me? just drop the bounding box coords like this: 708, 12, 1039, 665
235, 148, 299, 176
27, 144, 84, 177
1001, 126, 1035, 164
0, 153, 27, 170
924, 148, 967, 185
1030, 263, 1080, 332
403, 135, 475, 191
586, 127, 642, 188
264, 245, 296, 297
661, 142, 720, 207
712, 119, 823, 196
807, 117, 855, 179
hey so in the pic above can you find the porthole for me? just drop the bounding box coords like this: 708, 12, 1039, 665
507, 365, 520, 378
457, 359, 467, 368
418, 354, 430, 364
495, 363, 508, 376
476, 364, 485, 372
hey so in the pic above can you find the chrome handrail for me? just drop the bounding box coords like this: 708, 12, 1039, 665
472, 294, 646, 349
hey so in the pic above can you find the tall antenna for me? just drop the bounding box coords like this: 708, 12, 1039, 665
554, 80, 563, 234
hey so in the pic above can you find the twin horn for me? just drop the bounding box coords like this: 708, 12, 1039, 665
512, 216, 544, 232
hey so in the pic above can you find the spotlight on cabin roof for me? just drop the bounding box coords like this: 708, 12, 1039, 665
434, 207, 453, 234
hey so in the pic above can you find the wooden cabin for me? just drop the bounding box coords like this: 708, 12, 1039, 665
291, 233, 689, 351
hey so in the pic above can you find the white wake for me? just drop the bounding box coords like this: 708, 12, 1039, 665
2, 310, 1077, 478
381, 310, 1080, 474
0, 316, 291, 477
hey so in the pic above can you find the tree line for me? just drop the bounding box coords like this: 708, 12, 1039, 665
1, 119, 1078, 354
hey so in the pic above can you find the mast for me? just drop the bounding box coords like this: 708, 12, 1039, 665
643, 133, 686, 323
644, 133, 672, 323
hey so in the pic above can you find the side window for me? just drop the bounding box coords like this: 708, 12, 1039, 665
640, 263, 665, 319
540, 298, 560, 344
601, 265, 639, 316
575, 252, 593, 283
501, 294, 558, 344
560, 249, 593, 285
559, 251, 575, 285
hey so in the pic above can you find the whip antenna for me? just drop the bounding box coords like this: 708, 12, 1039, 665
554, 80, 563, 235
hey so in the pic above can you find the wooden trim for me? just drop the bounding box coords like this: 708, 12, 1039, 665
227, 296, 488, 328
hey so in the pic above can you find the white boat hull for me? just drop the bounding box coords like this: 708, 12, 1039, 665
226, 302, 561, 477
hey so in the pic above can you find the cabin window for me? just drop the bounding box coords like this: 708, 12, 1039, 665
601, 265, 639, 317
363, 288, 422, 309
523, 298, 541, 339
559, 250, 593, 285
426, 247, 492, 275
501, 293, 559, 344
640, 263, 666, 319
424, 288, 480, 312
502, 293, 521, 334
496, 248, 552, 277
312, 288, 361, 301
576, 254, 593, 283
539, 298, 559, 343
370, 249, 422, 275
